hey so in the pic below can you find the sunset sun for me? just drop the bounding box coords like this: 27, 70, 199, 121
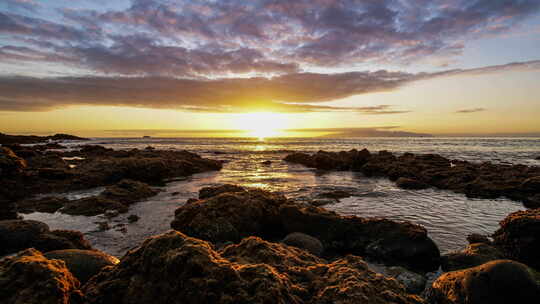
234, 112, 289, 140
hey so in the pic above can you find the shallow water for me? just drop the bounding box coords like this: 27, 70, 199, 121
25, 137, 539, 257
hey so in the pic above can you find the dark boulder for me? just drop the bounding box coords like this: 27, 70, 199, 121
101, 179, 158, 204
396, 177, 430, 190
18, 196, 69, 213
0, 248, 83, 304
441, 243, 505, 272
493, 209, 540, 270
426, 260, 540, 304
0, 147, 26, 176
45, 249, 119, 284
282, 232, 324, 256
198, 184, 246, 199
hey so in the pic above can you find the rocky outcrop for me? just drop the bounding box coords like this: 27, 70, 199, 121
284, 149, 540, 206
100, 179, 158, 204
0, 220, 92, 255
83, 231, 424, 304
44, 249, 119, 284
61, 197, 129, 216
441, 243, 505, 272
0, 248, 83, 304
171, 185, 440, 272
0, 132, 88, 145
493, 209, 540, 270
426, 260, 539, 304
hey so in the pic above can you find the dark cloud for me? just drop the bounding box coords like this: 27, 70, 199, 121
1, 0, 539, 77
0, 60, 538, 113
455, 108, 486, 113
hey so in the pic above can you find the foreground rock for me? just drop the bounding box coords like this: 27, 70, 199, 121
45, 249, 119, 284
493, 208, 540, 270
84, 231, 424, 304
0, 220, 92, 255
100, 179, 158, 204
426, 260, 539, 304
171, 185, 440, 272
0, 248, 83, 304
441, 243, 505, 272
284, 149, 540, 206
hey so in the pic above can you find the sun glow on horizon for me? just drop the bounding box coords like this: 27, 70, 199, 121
233, 112, 290, 140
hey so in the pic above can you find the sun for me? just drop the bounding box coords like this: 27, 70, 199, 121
234, 112, 289, 140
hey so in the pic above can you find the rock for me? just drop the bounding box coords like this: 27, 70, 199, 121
101, 179, 158, 204
44, 249, 119, 284
17, 196, 69, 213
38, 168, 73, 180
310, 198, 336, 206
520, 176, 540, 192
127, 214, 140, 223
441, 243, 505, 272
0, 147, 26, 176
0, 132, 87, 145
466, 233, 491, 245
171, 185, 440, 272
426, 260, 540, 304
104, 210, 120, 218
261, 160, 272, 165
0, 248, 83, 304
523, 193, 540, 209
385, 266, 427, 294
282, 232, 324, 256
493, 209, 540, 270
0, 219, 49, 255
32, 229, 93, 253
61, 196, 129, 216
96, 222, 110, 231
396, 177, 429, 190
83, 231, 424, 304
316, 190, 351, 199
198, 184, 246, 199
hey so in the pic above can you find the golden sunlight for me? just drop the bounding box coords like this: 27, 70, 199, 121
233, 112, 289, 140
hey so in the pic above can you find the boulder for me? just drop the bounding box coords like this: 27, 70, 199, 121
32, 230, 93, 253
0, 249, 83, 304
282, 232, 324, 256
61, 196, 129, 216
198, 184, 246, 199
171, 185, 440, 272
316, 190, 352, 199
396, 177, 429, 190
426, 260, 540, 304
83, 231, 424, 304
101, 179, 158, 204
493, 209, 540, 270
385, 266, 427, 294
441, 243, 505, 272
45, 249, 119, 284
466, 233, 491, 245
520, 176, 540, 192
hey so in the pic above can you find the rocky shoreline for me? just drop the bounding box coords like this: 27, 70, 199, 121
1, 135, 539, 303
284, 149, 540, 208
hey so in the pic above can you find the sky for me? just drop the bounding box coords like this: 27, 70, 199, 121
0, 0, 539, 137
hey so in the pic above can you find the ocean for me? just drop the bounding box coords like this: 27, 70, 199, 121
25, 137, 540, 257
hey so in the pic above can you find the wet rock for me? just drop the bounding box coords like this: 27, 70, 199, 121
426, 260, 540, 304
17, 196, 69, 213
44, 249, 119, 284
104, 210, 120, 218
310, 198, 336, 206
316, 190, 352, 199
96, 222, 110, 231
441, 243, 505, 272
385, 266, 427, 294
261, 160, 272, 165
33, 230, 93, 253
466, 233, 491, 245
61, 196, 129, 216
520, 176, 540, 192
493, 209, 540, 270
198, 184, 246, 199
396, 177, 430, 190
0, 248, 83, 304
523, 193, 540, 209
283, 152, 314, 167
282, 232, 324, 256
83, 231, 424, 304
0, 219, 49, 255
127, 214, 140, 223
38, 168, 73, 180
101, 179, 158, 204
171, 186, 440, 272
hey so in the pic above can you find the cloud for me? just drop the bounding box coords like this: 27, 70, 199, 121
1, 60, 538, 113
455, 108, 486, 113
1, 0, 540, 77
